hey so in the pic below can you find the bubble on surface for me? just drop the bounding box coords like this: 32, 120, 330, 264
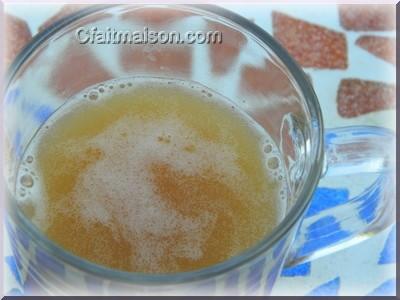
267, 156, 280, 170
264, 144, 272, 153
88, 90, 99, 101
20, 174, 34, 188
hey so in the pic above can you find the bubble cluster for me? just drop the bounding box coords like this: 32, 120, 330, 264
263, 137, 287, 203
15, 151, 47, 226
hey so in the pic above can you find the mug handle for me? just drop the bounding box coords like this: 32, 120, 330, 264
285, 126, 395, 266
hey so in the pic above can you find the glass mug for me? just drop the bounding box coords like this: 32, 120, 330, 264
4, 4, 395, 296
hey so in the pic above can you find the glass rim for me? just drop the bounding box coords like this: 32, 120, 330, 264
5, 4, 324, 285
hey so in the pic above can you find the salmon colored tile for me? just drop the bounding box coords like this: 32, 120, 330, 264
241, 59, 302, 146
241, 59, 294, 96
39, 4, 91, 32
5, 14, 32, 69
50, 39, 113, 99
251, 104, 300, 167
120, 44, 192, 76
337, 79, 395, 118
338, 4, 395, 31
272, 11, 347, 69
356, 35, 395, 65
40, 5, 114, 34
121, 7, 192, 26
208, 22, 247, 75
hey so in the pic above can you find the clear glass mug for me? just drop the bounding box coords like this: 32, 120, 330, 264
4, 4, 395, 296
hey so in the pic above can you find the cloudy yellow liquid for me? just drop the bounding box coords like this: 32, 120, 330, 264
17, 77, 286, 273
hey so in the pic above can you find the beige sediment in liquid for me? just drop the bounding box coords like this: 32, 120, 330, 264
16, 77, 287, 273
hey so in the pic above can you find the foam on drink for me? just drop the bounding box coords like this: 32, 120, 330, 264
16, 77, 287, 273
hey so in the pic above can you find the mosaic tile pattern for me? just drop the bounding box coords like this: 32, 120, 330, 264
3, 3, 396, 296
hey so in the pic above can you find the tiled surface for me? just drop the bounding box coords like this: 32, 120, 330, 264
3, 3, 396, 296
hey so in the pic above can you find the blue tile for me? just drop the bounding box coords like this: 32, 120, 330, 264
305, 187, 349, 217
357, 180, 381, 223
7, 235, 23, 270
5, 88, 21, 105
281, 262, 311, 277
307, 215, 342, 239
35, 248, 66, 277
298, 231, 351, 258
265, 256, 284, 295
190, 278, 216, 296
367, 278, 396, 296
84, 274, 104, 294
225, 269, 240, 294
18, 99, 55, 123
6, 288, 23, 296
34, 105, 53, 123
378, 225, 396, 264
5, 255, 21, 283
5, 219, 16, 237
13, 130, 23, 158
23, 266, 47, 295
297, 216, 351, 257
306, 216, 348, 240
306, 277, 340, 296
351, 129, 382, 136
272, 237, 287, 259
10, 244, 23, 271
324, 132, 338, 144
16, 227, 30, 250
246, 257, 266, 294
